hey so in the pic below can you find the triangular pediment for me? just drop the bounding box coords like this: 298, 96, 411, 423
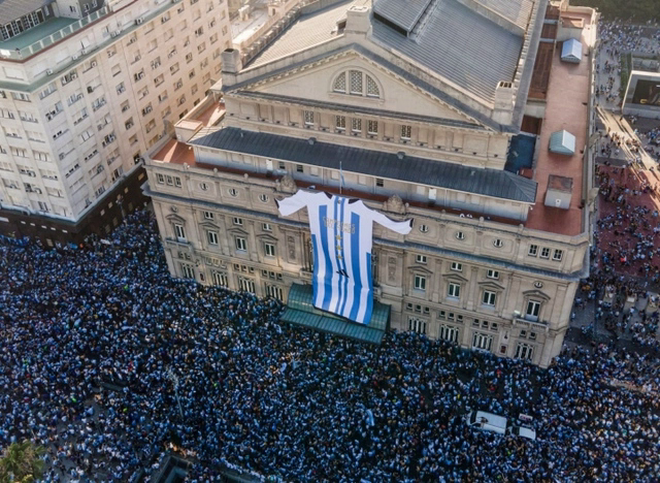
478, 280, 506, 291
407, 264, 433, 275
442, 272, 469, 283
234, 51, 488, 130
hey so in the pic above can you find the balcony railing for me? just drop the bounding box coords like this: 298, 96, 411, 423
513, 314, 549, 331
0, 7, 110, 61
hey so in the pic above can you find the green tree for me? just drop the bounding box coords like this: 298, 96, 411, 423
0, 441, 46, 483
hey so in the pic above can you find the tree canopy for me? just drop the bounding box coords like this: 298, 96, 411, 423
0, 441, 45, 483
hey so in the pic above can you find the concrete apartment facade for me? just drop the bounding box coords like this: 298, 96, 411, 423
145, 0, 598, 367
0, 0, 232, 243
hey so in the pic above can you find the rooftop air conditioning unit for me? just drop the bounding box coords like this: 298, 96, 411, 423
80, 48, 87, 55
46, 69, 53, 75
71, 54, 79, 60
135, 17, 143, 25
90, 60, 97, 67
111, 30, 120, 37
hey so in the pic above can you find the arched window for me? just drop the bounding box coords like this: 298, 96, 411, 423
332, 70, 380, 98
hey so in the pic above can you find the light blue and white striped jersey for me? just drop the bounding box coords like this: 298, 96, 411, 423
277, 191, 412, 325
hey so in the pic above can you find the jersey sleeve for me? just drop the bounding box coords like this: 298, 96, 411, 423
275, 190, 320, 217
366, 203, 413, 235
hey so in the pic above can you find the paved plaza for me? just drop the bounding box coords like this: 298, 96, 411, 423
567, 22, 660, 353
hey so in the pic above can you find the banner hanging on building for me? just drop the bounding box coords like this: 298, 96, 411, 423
277, 191, 412, 324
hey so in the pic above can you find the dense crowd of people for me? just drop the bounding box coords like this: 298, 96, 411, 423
596, 21, 659, 106
0, 211, 658, 482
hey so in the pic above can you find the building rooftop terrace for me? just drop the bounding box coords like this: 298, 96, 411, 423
526, 9, 594, 236
0, 16, 77, 51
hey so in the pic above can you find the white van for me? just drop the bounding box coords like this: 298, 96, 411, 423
464, 411, 507, 435
508, 425, 537, 441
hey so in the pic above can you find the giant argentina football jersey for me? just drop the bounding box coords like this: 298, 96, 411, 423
277, 191, 412, 324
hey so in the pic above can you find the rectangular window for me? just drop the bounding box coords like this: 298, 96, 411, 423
526, 300, 541, 321
448, 282, 461, 298
203, 210, 214, 220
440, 325, 459, 343
233, 217, 243, 226
174, 223, 186, 241
262, 223, 272, 232
540, 247, 550, 259
212, 271, 228, 287
376, 178, 384, 187
408, 317, 426, 335
414, 274, 426, 291
401, 125, 412, 139
351, 118, 362, 133
528, 244, 538, 257
553, 249, 563, 261
367, 120, 378, 135
303, 110, 314, 125
482, 290, 497, 306
235, 237, 247, 252
174, 177, 182, 188
207, 231, 219, 245
515, 343, 533, 361
451, 262, 462, 272
335, 115, 346, 131
266, 284, 283, 300
238, 277, 256, 293
296, 164, 304, 173
416, 254, 427, 264
349, 70, 363, 94
487, 269, 499, 279
181, 263, 195, 279
472, 332, 493, 351
264, 242, 276, 257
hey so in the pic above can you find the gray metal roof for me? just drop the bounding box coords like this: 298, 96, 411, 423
0, 0, 53, 26
371, 0, 524, 102
372, 0, 434, 33
460, 0, 535, 31
247, 0, 531, 103
249, 0, 368, 68
191, 127, 537, 202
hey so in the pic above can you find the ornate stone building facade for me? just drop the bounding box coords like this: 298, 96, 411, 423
145, 0, 597, 367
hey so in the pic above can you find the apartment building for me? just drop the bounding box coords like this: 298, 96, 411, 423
0, 0, 232, 243
145, 0, 598, 367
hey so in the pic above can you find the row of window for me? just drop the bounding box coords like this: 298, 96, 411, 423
407, 319, 535, 361
0, 8, 46, 41
303, 109, 413, 141
173, 220, 276, 257
156, 173, 182, 187
179, 262, 284, 299
202, 211, 274, 232
529, 244, 563, 261
413, 273, 544, 320
414, 228, 565, 262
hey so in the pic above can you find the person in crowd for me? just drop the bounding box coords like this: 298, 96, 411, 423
1, 211, 658, 482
